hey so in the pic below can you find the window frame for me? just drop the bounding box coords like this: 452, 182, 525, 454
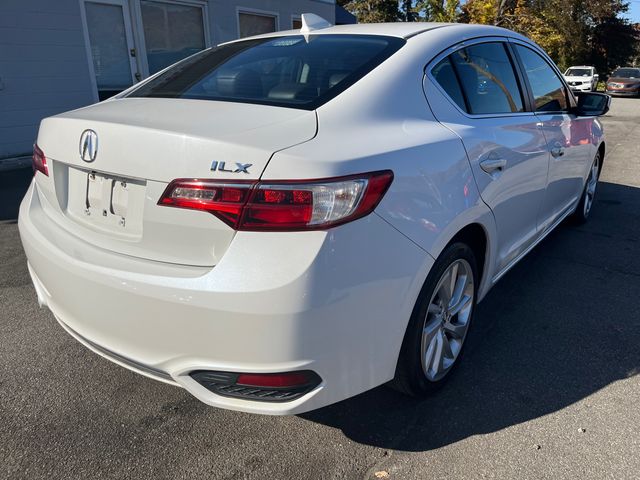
426, 36, 534, 119
291, 15, 302, 30
508, 38, 577, 114
134, 0, 211, 79
236, 6, 280, 39
132, 0, 212, 78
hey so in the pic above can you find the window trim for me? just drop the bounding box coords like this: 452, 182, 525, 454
291, 14, 302, 30
80, 0, 143, 102
508, 38, 577, 114
134, 0, 211, 79
236, 6, 280, 39
425, 36, 536, 120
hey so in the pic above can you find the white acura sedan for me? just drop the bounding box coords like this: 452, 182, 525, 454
19, 17, 610, 415
564, 65, 599, 93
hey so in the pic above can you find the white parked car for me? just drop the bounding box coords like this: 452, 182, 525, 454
564, 66, 599, 92
19, 17, 610, 415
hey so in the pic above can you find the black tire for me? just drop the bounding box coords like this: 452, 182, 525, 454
391, 242, 478, 397
570, 150, 601, 224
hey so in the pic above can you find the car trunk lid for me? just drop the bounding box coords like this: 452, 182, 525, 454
34, 98, 317, 266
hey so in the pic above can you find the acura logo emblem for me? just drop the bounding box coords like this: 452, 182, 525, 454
79, 129, 98, 162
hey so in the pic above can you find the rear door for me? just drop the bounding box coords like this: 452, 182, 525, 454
511, 43, 594, 232
424, 39, 550, 276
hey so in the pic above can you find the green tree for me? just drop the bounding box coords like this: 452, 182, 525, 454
339, 0, 399, 22
400, 0, 419, 21
495, 0, 516, 26
414, 0, 461, 21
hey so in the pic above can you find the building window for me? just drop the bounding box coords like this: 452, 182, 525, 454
140, 0, 206, 75
238, 11, 277, 38
292, 17, 302, 29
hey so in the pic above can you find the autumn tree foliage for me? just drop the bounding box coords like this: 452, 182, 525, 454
339, 0, 461, 23
461, 0, 638, 73
337, 0, 399, 22
339, 0, 638, 73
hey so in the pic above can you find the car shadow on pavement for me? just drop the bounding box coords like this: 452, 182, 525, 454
0, 167, 32, 222
302, 181, 640, 452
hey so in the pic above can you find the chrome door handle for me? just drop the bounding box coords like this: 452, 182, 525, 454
480, 157, 507, 174
551, 144, 565, 158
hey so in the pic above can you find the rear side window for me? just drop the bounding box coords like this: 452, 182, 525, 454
432, 57, 466, 111
434, 42, 524, 115
514, 45, 568, 112
128, 34, 405, 110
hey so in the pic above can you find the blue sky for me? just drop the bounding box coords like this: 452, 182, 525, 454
625, 1, 640, 23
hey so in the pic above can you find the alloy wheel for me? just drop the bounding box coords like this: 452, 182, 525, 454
421, 259, 475, 382
583, 153, 600, 217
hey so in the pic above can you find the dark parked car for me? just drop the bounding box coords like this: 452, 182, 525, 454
606, 67, 640, 97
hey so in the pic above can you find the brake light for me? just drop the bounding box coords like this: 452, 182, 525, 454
158, 170, 393, 231
32, 144, 48, 176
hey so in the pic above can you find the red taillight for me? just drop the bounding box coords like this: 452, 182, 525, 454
157, 180, 253, 226
32, 144, 48, 176
158, 170, 393, 231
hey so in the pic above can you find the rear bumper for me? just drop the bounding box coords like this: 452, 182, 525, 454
19, 180, 432, 414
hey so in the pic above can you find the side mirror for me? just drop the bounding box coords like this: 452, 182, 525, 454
575, 92, 611, 116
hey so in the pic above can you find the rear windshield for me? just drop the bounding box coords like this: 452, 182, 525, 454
565, 68, 592, 76
128, 34, 405, 110
612, 68, 640, 78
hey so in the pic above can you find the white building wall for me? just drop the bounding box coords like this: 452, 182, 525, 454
208, 0, 335, 44
0, 0, 336, 161
0, 0, 95, 160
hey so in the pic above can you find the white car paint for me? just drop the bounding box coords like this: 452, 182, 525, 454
564, 65, 599, 92
19, 21, 605, 414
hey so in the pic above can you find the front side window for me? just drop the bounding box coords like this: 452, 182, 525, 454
128, 35, 405, 110
515, 45, 568, 112
447, 42, 524, 115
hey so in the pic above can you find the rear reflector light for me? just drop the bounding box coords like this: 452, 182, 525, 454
190, 370, 322, 402
236, 372, 311, 387
158, 170, 393, 231
32, 144, 48, 176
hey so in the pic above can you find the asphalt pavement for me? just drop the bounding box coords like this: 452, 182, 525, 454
1, 98, 639, 480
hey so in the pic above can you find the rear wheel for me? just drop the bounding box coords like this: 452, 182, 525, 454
392, 242, 477, 396
571, 151, 601, 224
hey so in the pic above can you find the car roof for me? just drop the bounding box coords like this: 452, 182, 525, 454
221, 22, 520, 44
